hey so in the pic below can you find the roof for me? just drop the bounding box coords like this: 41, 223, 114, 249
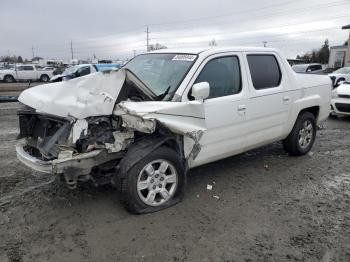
148, 46, 279, 55
342, 24, 350, 29
330, 45, 347, 50
292, 63, 321, 67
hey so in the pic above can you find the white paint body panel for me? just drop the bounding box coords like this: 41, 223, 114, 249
331, 83, 350, 116
18, 46, 332, 170
19, 69, 125, 119
0, 66, 53, 81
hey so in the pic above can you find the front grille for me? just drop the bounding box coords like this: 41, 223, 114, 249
335, 103, 350, 113
339, 94, 350, 99
18, 113, 67, 140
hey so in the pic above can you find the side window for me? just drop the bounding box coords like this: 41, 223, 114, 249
77, 66, 90, 77
24, 66, 34, 71
314, 65, 322, 71
247, 55, 281, 90
17, 66, 25, 71
194, 56, 241, 99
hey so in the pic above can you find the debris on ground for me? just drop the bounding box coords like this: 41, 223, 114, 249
206, 184, 213, 190
213, 195, 220, 200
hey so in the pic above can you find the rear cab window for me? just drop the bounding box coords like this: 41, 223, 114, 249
246, 54, 282, 90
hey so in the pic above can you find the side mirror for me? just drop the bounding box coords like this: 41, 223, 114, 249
192, 82, 210, 101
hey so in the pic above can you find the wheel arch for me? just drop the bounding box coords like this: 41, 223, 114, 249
298, 106, 320, 120
4, 74, 15, 81
285, 94, 322, 137
115, 134, 186, 181
40, 74, 49, 81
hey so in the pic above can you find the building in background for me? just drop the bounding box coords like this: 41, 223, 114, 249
328, 45, 347, 68
328, 24, 350, 69
342, 24, 350, 67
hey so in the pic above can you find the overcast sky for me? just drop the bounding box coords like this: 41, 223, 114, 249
0, 0, 349, 61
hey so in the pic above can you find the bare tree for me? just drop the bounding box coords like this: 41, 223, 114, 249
148, 43, 167, 51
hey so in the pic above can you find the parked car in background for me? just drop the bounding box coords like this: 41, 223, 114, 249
16, 47, 331, 214
328, 67, 350, 87
50, 63, 121, 82
42, 66, 56, 71
331, 81, 350, 116
292, 63, 323, 74
0, 64, 53, 82
52, 66, 66, 76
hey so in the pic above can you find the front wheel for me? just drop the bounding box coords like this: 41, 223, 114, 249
283, 112, 316, 156
4, 75, 15, 83
118, 146, 186, 214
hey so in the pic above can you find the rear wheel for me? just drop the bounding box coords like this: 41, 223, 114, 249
4, 75, 15, 83
40, 74, 50, 82
283, 112, 316, 156
119, 146, 185, 214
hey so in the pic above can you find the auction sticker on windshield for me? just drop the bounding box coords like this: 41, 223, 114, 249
172, 54, 196, 61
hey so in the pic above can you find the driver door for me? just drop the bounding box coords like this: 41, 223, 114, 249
188, 53, 250, 167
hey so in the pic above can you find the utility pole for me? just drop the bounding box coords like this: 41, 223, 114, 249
146, 26, 150, 52
31, 46, 35, 59
133, 50, 136, 57
70, 40, 74, 60
263, 41, 267, 48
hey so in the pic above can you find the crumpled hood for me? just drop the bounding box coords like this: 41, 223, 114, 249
336, 83, 350, 96
18, 69, 126, 119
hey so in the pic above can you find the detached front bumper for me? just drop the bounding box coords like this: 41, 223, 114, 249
16, 144, 123, 175
16, 145, 53, 173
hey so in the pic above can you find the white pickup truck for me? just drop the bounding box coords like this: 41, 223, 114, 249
16, 47, 331, 213
0, 65, 53, 82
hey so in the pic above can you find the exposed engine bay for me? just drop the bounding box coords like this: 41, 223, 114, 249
16, 68, 206, 189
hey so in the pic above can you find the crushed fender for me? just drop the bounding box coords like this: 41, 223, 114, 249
114, 100, 206, 159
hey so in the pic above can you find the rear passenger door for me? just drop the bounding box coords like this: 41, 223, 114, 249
16, 66, 34, 80
188, 53, 250, 167
244, 53, 292, 149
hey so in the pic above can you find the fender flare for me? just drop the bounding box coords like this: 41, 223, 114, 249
116, 134, 185, 180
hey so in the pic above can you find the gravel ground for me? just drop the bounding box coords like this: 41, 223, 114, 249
0, 114, 349, 262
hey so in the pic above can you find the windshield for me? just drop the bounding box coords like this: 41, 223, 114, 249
292, 64, 307, 73
333, 67, 350, 74
62, 65, 79, 75
124, 53, 197, 100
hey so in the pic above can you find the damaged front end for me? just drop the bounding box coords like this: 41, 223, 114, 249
16, 105, 130, 188
16, 68, 206, 189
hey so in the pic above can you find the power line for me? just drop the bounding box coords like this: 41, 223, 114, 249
148, 0, 302, 27
150, 0, 348, 32
151, 13, 350, 42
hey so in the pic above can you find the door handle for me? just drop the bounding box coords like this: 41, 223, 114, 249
283, 96, 291, 104
237, 105, 246, 116
237, 105, 246, 111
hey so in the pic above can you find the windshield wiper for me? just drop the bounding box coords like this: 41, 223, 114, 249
155, 86, 171, 101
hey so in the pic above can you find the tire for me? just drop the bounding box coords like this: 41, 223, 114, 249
119, 146, 186, 214
40, 74, 49, 82
4, 75, 15, 83
283, 111, 316, 156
